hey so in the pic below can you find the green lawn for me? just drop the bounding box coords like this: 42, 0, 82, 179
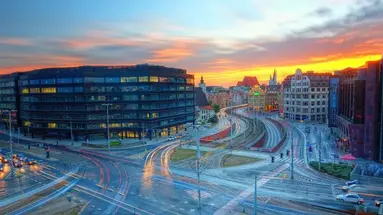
309, 161, 353, 180
221, 154, 263, 167
170, 148, 205, 162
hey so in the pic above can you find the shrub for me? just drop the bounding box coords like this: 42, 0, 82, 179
309, 161, 353, 180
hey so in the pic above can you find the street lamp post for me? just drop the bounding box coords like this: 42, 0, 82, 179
290, 131, 294, 180
102, 103, 112, 153
7, 110, 17, 154
194, 125, 202, 215
69, 117, 74, 145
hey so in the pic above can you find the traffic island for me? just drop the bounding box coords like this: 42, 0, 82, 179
170, 148, 206, 162
221, 154, 263, 167
309, 161, 353, 180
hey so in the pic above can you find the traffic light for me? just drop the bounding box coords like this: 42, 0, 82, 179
309, 146, 312, 152
46, 151, 50, 158
280, 153, 283, 159
271, 156, 275, 163
286, 150, 290, 156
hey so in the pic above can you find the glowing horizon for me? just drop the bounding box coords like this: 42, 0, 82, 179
1, 0, 383, 87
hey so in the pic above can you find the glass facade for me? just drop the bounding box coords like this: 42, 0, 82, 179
2, 65, 195, 141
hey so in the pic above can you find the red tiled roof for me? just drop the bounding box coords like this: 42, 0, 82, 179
237, 76, 259, 87
200, 105, 214, 110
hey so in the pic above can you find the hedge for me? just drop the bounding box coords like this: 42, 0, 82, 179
309, 161, 353, 180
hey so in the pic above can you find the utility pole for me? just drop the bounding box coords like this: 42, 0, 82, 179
17, 127, 20, 146
9, 111, 13, 154
102, 103, 112, 153
195, 125, 202, 215
318, 129, 322, 172
291, 131, 294, 180
254, 174, 257, 215
69, 117, 73, 145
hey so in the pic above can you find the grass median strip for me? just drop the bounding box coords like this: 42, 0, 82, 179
221, 154, 263, 167
170, 148, 206, 162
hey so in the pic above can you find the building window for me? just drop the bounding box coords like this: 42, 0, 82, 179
159, 77, 169, 83
57, 78, 73, 84
20, 80, 29, 86
322, 95, 326, 98
74, 77, 84, 83
149, 76, 159, 82
317, 108, 320, 112
42, 88, 56, 93
106, 77, 120, 83
317, 101, 320, 105
187, 78, 194, 84
316, 88, 320, 91
121, 77, 138, 82
139, 76, 149, 82
322, 101, 325, 105
322, 107, 326, 112
84, 77, 104, 83
30, 88, 40, 93
74, 87, 84, 92
322, 88, 326, 91
30, 80, 40, 85
311, 108, 315, 113
57, 87, 73, 93
311, 88, 314, 92
42, 79, 55, 85
21, 88, 29, 94
48, 123, 57, 128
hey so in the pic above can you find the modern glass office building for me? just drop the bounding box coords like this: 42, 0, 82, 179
0, 73, 19, 131
1, 64, 195, 141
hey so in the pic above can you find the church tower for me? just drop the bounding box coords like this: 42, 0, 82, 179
199, 76, 207, 94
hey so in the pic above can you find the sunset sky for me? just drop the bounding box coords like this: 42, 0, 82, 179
1, 0, 382, 87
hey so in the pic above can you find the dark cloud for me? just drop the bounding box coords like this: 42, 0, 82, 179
297, 0, 383, 37
311, 7, 332, 17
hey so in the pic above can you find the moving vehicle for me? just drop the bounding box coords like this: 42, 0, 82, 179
167, 136, 176, 141
345, 180, 359, 186
13, 161, 23, 168
0, 155, 9, 163
342, 184, 358, 192
24, 158, 37, 165
375, 199, 383, 207
336, 193, 364, 204
0, 163, 4, 172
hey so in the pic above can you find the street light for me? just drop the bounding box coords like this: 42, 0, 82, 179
102, 103, 112, 153
5, 110, 17, 154
69, 117, 74, 145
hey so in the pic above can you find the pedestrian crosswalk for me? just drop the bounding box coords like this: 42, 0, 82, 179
278, 157, 305, 164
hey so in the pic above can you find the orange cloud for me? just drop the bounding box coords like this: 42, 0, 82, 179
147, 40, 199, 63
0, 38, 31, 46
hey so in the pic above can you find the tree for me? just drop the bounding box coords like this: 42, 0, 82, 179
208, 115, 218, 123
213, 104, 220, 113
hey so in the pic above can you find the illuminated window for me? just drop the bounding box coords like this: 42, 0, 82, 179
48, 123, 57, 128
100, 123, 106, 128
121, 77, 138, 82
42, 88, 56, 93
110, 123, 121, 128
152, 112, 159, 118
30, 88, 40, 93
138, 76, 149, 82
159, 77, 169, 83
24, 121, 31, 126
21, 88, 29, 94
149, 76, 159, 82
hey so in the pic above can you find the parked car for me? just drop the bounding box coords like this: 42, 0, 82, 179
336, 193, 364, 204
167, 136, 176, 141
345, 180, 359, 186
375, 199, 383, 207
342, 184, 358, 192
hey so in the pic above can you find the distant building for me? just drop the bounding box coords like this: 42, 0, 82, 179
208, 91, 230, 108
282, 69, 331, 122
328, 77, 339, 127
195, 87, 215, 123
198, 76, 207, 95
229, 86, 249, 105
264, 84, 281, 112
248, 85, 265, 112
237, 76, 260, 87
269, 69, 278, 86
334, 59, 382, 161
